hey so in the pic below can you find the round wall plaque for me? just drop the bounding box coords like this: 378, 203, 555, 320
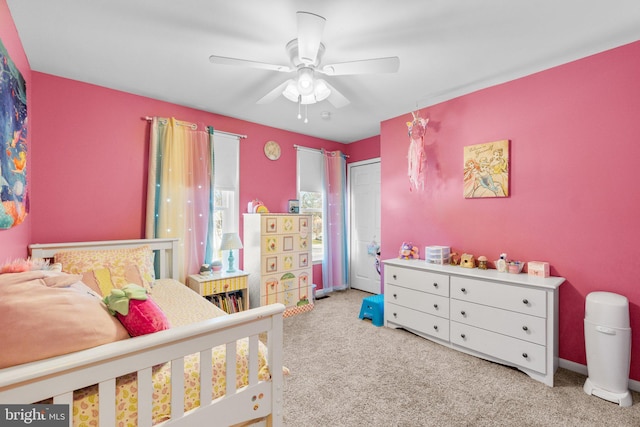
264, 140, 281, 160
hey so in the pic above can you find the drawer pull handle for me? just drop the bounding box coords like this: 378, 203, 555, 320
522, 353, 528, 359
433, 282, 438, 288
522, 299, 529, 305
522, 326, 529, 331
393, 312, 397, 318
433, 303, 438, 309
460, 333, 466, 339
461, 310, 466, 317
393, 274, 397, 280
433, 325, 438, 330
461, 288, 467, 293
393, 293, 397, 299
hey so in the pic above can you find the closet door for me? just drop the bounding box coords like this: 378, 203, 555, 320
349, 159, 381, 294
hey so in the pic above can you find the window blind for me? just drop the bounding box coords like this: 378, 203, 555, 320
214, 133, 239, 191
297, 148, 323, 193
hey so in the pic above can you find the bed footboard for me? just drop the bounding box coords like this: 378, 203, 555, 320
0, 303, 285, 427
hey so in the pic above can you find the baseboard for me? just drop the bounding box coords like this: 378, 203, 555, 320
314, 289, 330, 299
559, 358, 588, 376
559, 358, 640, 392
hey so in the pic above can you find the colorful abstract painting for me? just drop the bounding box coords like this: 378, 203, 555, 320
0, 38, 27, 229
463, 140, 509, 198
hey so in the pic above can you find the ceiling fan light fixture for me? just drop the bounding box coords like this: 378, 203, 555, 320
314, 79, 331, 102
282, 80, 300, 103
297, 67, 315, 95
300, 93, 316, 105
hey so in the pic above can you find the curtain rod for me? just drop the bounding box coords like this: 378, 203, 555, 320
143, 116, 247, 139
294, 144, 349, 158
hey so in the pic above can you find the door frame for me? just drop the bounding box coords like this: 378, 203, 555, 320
347, 157, 381, 293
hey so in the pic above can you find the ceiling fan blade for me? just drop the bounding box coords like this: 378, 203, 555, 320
322, 80, 350, 108
297, 11, 326, 65
321, 56, 400, 76
209, 55, 292, 73
256, 80, 293, 104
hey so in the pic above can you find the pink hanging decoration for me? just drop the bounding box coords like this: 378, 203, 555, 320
406, 112, 429, 191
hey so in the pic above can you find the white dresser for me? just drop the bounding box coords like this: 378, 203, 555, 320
384, 258, 565, 386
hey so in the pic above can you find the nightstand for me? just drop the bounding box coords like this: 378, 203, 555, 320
187, 270, 249, 313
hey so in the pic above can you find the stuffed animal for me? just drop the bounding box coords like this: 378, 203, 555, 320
0, 257, 55, 273
449, 252, 460, 265
399, 242, 420, 260
103, 284, 170, 336
460, 253, 475, 268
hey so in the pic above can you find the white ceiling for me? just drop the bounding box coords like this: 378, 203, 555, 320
7, 1, 640, 143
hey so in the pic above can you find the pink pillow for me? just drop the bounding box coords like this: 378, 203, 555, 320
116, 298, 171, 337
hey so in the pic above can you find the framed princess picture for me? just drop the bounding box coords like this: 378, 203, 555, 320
463, 140, 510, 198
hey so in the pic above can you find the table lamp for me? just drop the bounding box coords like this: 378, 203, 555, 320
220, 232, 243, 273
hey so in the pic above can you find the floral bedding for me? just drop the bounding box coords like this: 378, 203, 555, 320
57, 279, 270, 426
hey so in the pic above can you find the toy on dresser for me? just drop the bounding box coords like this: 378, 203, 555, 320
399, 242, 420, 259
460, 253, 475, 268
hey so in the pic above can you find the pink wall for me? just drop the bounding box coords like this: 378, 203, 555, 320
346, 135, 381, 163
29, 73, 348, 293
380, 41, 640, 380
0, 0, 31, 260
30, 73, 343, 248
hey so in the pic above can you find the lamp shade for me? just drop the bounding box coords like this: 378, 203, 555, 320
297, 67, 315, 95
282, 69, 333, 106
220, 232, 243, 250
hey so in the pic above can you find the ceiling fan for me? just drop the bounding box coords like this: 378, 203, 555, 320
209, 11, 400, 112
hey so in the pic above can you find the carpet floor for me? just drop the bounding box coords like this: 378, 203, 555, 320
281, 289, 640, 426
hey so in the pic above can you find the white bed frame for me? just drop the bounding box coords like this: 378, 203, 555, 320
0, 238, 285, 427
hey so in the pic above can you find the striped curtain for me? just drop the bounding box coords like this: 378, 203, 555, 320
322, 150, 349, 292
145, 117, 215, 282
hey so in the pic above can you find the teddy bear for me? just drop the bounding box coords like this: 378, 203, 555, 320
399, 242, 420, 260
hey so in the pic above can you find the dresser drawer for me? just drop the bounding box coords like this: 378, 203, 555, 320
261, 234, 310, 254
450, 299, 546, 346
386, 284, 449, 318
386, 303, 450, 341
261, 289, 311, 308
261, 215, 310, 234
261, 252, 310, 274
451, 276, 546, 317
450, 322, 546, 374
385, 265, 449, 297
188, 274, 248, 295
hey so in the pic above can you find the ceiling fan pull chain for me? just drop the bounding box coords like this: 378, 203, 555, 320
304, 103, 309, 124
297, 95, 302, 120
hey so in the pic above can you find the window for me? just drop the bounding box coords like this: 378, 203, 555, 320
297, 148, 324, 262
299, 191, 323, 261
212, 133, 240, 269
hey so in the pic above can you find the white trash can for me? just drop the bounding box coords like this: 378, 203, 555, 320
583, 291, 632, 407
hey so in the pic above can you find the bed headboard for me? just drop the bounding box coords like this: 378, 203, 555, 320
28, 238, 180, 280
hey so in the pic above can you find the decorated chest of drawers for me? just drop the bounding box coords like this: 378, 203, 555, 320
243, 213, 314, 317
383, 258, 565, 386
